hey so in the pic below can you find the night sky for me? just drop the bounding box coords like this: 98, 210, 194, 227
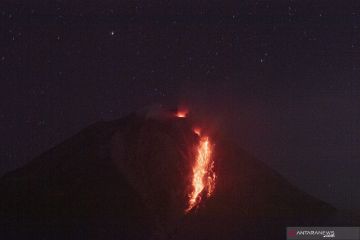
1, 1, 359, 211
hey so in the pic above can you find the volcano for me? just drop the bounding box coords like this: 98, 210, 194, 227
0, 111, 340, 239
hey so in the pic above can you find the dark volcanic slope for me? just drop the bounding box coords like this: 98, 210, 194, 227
0, 113, 337, 239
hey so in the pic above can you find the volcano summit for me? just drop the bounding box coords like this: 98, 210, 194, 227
0, 110, 337, 239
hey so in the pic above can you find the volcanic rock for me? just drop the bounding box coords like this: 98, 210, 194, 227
0, 113, 339, 239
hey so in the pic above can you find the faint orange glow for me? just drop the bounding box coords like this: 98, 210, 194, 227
193, 127, 201, 136
186, 134, 216, 212
175, 109, 188, 118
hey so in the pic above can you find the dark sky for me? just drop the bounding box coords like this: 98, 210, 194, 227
1, 1, 359, 211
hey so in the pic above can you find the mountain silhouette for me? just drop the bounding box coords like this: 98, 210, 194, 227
0, 112, 341, 239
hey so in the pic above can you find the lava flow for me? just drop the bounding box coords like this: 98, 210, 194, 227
186, 132, 216, 212
174, 108, 216, 212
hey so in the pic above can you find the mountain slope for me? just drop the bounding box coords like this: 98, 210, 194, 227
0, 113, 337, 239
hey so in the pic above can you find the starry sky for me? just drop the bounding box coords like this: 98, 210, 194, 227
1, 1, 359, 211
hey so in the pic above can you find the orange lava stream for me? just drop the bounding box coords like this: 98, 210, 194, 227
186, 135, 216, 212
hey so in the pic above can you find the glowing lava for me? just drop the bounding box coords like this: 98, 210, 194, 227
175, 108, 188, 118
193, 127, 201, 136
186, 133, 216, 212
